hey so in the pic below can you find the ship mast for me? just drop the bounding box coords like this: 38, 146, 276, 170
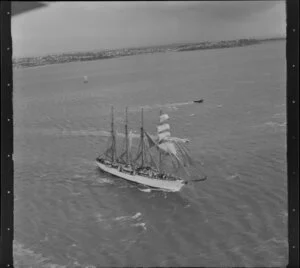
158, 109, 162, 172
111, 106, 116, 162
140, 108, 144, 167
125, 107, 129, 164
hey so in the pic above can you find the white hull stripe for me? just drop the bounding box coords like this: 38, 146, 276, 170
96, 162, 184, 192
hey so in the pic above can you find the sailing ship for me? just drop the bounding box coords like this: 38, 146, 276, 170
96, 106, 199, 192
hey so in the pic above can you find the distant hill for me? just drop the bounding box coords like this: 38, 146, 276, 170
13, 37, 285, 69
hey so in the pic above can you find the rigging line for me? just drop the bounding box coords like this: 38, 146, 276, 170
117, 151, 126, 161
133, 134, 142, 158
176, 142, 194, 166
111, 105, 117, 162
144, 137, 156, 168
140, 108, 144, 167
143, 136, 148, 165
125, 106, 129, 164
159, 109, 163, 172
149, 153, 158, 169
169, 153, 180, 171
172, 151, 190, 176
134, 150, 142, 163
144, 131, 158, 169
177, 140, 192, 154
174, 142, 190, 166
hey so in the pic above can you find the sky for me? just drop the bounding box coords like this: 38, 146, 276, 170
12, 1, 286, 58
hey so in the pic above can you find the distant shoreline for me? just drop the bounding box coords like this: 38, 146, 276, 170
13, 37, 285, 69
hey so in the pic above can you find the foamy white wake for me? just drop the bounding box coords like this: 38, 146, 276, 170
96, 178, 114, 184
131, 222, 147, 230
115, 212, 142, 221
138, 188, 152, 193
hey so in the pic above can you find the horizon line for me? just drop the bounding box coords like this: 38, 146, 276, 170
13, 35, 286, 60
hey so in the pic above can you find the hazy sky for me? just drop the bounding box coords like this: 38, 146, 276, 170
12, 1, 286, 58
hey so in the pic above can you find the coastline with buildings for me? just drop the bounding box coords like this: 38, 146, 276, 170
13, 37, 285, 69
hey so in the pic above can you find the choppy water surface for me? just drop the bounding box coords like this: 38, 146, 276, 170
13, 41, 287, 267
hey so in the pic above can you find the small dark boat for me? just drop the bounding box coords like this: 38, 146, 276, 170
193, 99, 204, 103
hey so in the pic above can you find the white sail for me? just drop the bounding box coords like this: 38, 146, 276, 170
157, 123, 170, 133
160, 114, 169, 123
146, 130, 189, 167
157, 114, 171, 142
153, 111, 193, 169
158, 131, 171, 141
158, 142, 177, 156
173, 141, 193, 167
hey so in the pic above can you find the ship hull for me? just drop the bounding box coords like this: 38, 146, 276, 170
96, 161, 185, 192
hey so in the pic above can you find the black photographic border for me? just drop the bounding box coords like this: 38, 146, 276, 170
0, 1, 298, 267
286, 0, 299, 267
1, 1, 13, 267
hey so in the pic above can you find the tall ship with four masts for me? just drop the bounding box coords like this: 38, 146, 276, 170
96, 106, 197, 192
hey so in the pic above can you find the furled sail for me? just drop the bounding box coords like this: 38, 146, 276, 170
157, 142, 177, 155
118, 129, 134, 164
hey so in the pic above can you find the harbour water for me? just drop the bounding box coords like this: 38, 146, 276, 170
13, 40, 287, 267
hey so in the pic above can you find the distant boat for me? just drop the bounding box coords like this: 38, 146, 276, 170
83, 76, 88, 83
193, 99, 204, 103
96, 107, 204, 192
